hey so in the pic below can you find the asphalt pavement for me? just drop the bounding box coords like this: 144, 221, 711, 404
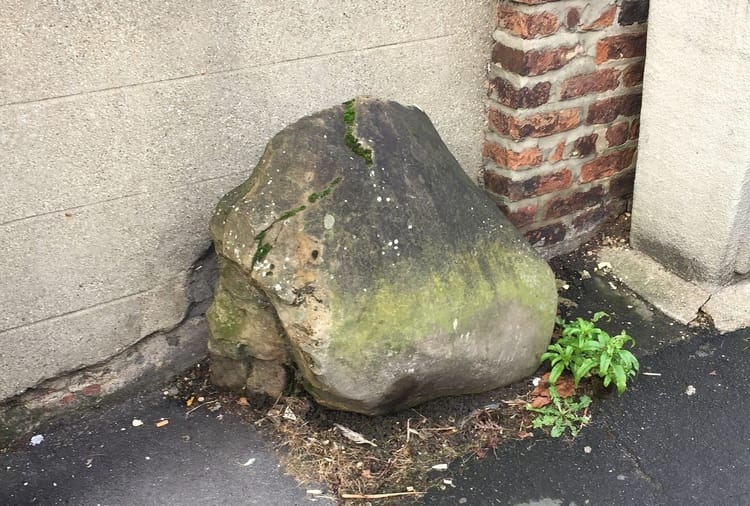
422, 327, 750, 506
0, 387, 319, 505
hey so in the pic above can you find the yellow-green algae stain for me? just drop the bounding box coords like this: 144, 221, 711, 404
206, 290, 247, 359
328, 239, 556, 364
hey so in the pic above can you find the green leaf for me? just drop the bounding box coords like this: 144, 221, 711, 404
550, 362, 565, 385
592, 311, 610, 323
599, 353, 612, 375
578, 395, 592, 408
551, 424, 565, 438
574, 359, 597, 385
620, 350, 640, 371
581, 341, 603, 352
613, 364, 627, 394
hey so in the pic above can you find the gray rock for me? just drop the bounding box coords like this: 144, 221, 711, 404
207, 97, 557, 415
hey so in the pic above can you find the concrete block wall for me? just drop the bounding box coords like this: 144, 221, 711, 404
483, 0, 648, 256
631, 0, 750, 288
0, 0, 493, 440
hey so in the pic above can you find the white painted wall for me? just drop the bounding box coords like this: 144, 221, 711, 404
631, 0, 750, 287
0, 1, 493, 401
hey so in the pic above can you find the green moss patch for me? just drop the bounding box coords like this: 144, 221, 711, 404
308, 177, 342, 204
343, 100, 373, 165
251, 205, 307, 268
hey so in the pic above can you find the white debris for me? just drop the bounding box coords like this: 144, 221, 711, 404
432, 463, 449, 471
29, 434, 44, 446
282, 406, 297, 421
584, 446, 592, 454
241, 457, 256, 467
642, 372, 662, 376
532, 377, 541, 387
597, 262, 612, 271
581, 270, 591, 280
334, 424, 377, 447
323, 214, 335, 230
685, 385, 697, 396
131, 419, 144, 427
306, 489, 324, 496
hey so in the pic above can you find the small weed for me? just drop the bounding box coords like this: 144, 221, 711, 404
527, 394, 591, 438
541, 311, 639, 394
527, 312, 639, 438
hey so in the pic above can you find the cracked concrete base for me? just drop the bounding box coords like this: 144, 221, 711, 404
702, 279, 750, 333
0, 250, 218, 449
598, 247, 750, 333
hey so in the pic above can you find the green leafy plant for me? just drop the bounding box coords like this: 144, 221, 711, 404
527, 394, 592, 437
541, 311, 639, 394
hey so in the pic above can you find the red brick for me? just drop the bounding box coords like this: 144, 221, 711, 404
572, 205, 611, 230
497, 6, 560, 39
489, 107, 581, 140
525, 222, 567, 246
587, 93, 642, 124
581, 5, 617, 31
571, 134, 598, 157
565, 8, 580, 29
492, 42, 579, 77
580, 147, 636, 183
82, 384, 102, 397
484, 170, 514, 199
548, 142, 565, 162
560, 68, 621, 100
482, 142, 544, 170
488, 77, 551, 109
538, 169, 573, 194
609, 170, 636, 198
606, 122, 630, 147
545, 186, 605, 219
512, 0, 563, 4
619, 0, 649, 26
596, 32, 647, 64
483, 172, 527, 201
484, 168, 572, 201
622, 61, 645, 87
630, 119, 640, 140
499, 203, 538, 228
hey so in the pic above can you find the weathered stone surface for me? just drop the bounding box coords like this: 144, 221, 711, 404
207, 97, 557, 415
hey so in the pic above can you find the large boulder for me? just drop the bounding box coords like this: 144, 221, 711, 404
207, 97, 557, 415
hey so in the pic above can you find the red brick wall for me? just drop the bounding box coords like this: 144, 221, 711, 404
483, 0, 648, 255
